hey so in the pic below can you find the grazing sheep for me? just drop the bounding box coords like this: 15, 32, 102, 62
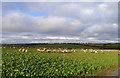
22, 49, 25, 52
41, 48, 47, 53
13, 47, 15, 49
58, 49, 62, 53
37, 48, 46, 53
71, 49, 76, 52
40, 50, 44, 53
64, 50, 68, 53
83, 50, 86, 52
89, 49, 93, 52
61, 49, 71, 53
25, 49, 28, 52
3, 47, 5, 48
90, 50, 98, 54
46, 50, 51, 53
91, 50, 95, 53
37, 49, 41, 52
19, 49, 22, 51
61, 50, 65, 53
53, 50, 56, 52
94, 51, 98, 54
73, 49, 76, 52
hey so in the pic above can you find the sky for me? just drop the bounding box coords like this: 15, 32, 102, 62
2, 2, 118, 44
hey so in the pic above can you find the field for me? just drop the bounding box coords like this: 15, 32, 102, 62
1, 44, 119, 77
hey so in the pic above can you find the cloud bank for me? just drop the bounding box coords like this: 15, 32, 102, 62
2, 2, 118, 43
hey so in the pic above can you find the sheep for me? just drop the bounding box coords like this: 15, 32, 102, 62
13, 47, 15, 49
89, 49, 98, 54
40, 50, 44, 53
57, 49, 61, 53
90, 50, 95, 53
38, 48, 46, 53
52, 49, 56, 52
89, 49, 93, 52
64, 50, 68, 53
94, 51, 98, 54
25, 49, 28, 52
65, 50, 71, 53
20, 49, 28, 52
22, 49, 25, 52
60, 50, 65, 53
60, 49, 71, 53
57, 49, 62, 53
46, 50, 51, 53
18, 48, 26, 52
43, 48, 46, 50
19, 49, 22, 51
37, 49, 41, 52
71, 49, 76, 52
3, 47, 5, 48
61, 50, 65, 53
37, 48, 45, 53
73, 49, 76, 52
83, 50, 86, 52
58, 48, 61, 50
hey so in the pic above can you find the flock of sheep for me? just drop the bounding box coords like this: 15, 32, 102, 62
19, 48, 28, 52
17, 47, 104, 54
36, 48, 76, 53
80, 49, 104, 54
2, 46, 119, 54
18, 47, 76, 53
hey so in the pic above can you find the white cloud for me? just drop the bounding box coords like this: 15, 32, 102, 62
81, 9, 94, 16
2, 0, 119, 2
98, 3, 108, 11
46, 36, 79, 40
2, 2, 118, 43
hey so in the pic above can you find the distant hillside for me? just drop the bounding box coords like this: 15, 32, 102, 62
2, 43, 120, 49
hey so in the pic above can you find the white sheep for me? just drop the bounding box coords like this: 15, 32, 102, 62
22, 49, 25, 52
3, 47, 5, 48
37, 49, 41, 51
25, 49, 28, 52
53, 50, 56, 52
73, 49, 76, 52
40, 50, 44, 53
83, 50, 86, 52
94, 51, 98, 54
46, 50, 51, 53
71, 49, 76, 52
13, 47, 15, 49
19, 49, 22, 51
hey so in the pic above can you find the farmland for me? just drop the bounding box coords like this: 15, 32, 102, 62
1, 43, 119, 77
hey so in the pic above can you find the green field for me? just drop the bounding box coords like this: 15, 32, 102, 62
1, 44, 119, 77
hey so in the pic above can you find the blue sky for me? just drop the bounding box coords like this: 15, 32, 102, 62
2, 2, 118, 43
